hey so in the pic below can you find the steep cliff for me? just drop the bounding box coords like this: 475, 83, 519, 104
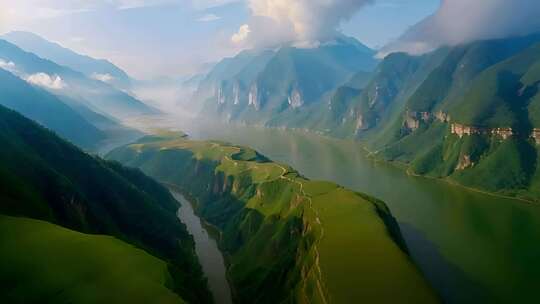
107, 132, 439, 304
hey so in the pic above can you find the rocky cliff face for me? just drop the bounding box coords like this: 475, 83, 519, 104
287, 87, 304, 109
435, 111, 451, 123
401, 109, 516, 140
450, 124, 514, 139
450, 123, 485, 138
532, 128, 540, 144
403, 111, 431, 132
248, 84, 260, 110
456, 154, 473, 170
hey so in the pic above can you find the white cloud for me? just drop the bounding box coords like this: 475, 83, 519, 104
91, 73, 115, 82
198, 13, 221, 22
231, 0, 375, 48
0, 59, 16, 70
380, 0, 540, 57
26, 73, 67, 90
231, 24, 251, 43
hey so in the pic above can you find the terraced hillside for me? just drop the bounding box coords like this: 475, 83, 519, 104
107, 132, 439, 304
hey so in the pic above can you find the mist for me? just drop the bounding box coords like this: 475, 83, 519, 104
379, 0, 540, 56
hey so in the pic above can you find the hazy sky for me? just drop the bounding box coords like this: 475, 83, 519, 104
0, 0, 439, 78
381, 0, 540, 56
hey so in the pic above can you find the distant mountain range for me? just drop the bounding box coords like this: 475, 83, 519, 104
2, 31, 132, 90
191, 33, 540, 201
193, 35, 379, 125
0, 68, 105, 149
0, 37, 156, 150
0, 38, 157, 119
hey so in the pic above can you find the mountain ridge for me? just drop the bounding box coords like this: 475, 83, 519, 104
2, 31, 132, 90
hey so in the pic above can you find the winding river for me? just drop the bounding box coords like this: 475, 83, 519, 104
129, 115, 540, 303
171, 190, 233, 304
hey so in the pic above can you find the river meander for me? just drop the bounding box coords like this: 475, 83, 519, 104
134, 115, 540, 303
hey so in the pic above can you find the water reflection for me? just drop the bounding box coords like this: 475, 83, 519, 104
135, 116, 540, 303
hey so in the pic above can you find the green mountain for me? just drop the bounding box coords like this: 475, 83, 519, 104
107, 132, 439, 304
0, 68, 105, 150
210, 33, 540, 202
367, 35, 540, 201
306, 49, 449, 138
3, 31, 132, 90
196, 36, 379, 126
0, 105, 212, 304
0, 39, 157, 119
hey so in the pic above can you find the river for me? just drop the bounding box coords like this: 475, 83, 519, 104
128, 115, 540, 303
171, 190, 233, 304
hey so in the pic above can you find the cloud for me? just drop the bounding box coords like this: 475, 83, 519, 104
91, 73, 115, 83
198, 13, 221, 22
26, 73, 67, 90
379, 0, 540, 57
0, 59, 16, 71
231, 0, 375, 48
231, 24, 251, 43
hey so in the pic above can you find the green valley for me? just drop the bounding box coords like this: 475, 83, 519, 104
107, 132, 439, 304
0, 105, 212, 304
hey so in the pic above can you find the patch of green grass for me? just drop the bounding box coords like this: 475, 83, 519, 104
0, 215, 184, 304
108, 134, 439, 304
312, 188, 437, 303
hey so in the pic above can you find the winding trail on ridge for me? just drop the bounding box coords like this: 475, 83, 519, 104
218, 143, 329, 304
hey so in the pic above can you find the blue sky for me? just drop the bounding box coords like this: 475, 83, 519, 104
0, 0, 440, 78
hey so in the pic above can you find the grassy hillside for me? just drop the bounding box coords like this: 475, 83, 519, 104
0, 215, 184, 304
0, 105, 211, 304
107, 132, 439, 304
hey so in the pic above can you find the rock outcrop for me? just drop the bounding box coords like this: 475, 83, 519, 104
456, 154, 473, 170
217, 86, 225, 105
435, 111, 451, 123
403, 111, 430, 131
491, 128, 514, 140
451, 124, 514, 139
532, 128, 540, 144
451, 124, 484, 137
248, 84, 260, 110
233, 82, 240, 105
288, 88, 304, 109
